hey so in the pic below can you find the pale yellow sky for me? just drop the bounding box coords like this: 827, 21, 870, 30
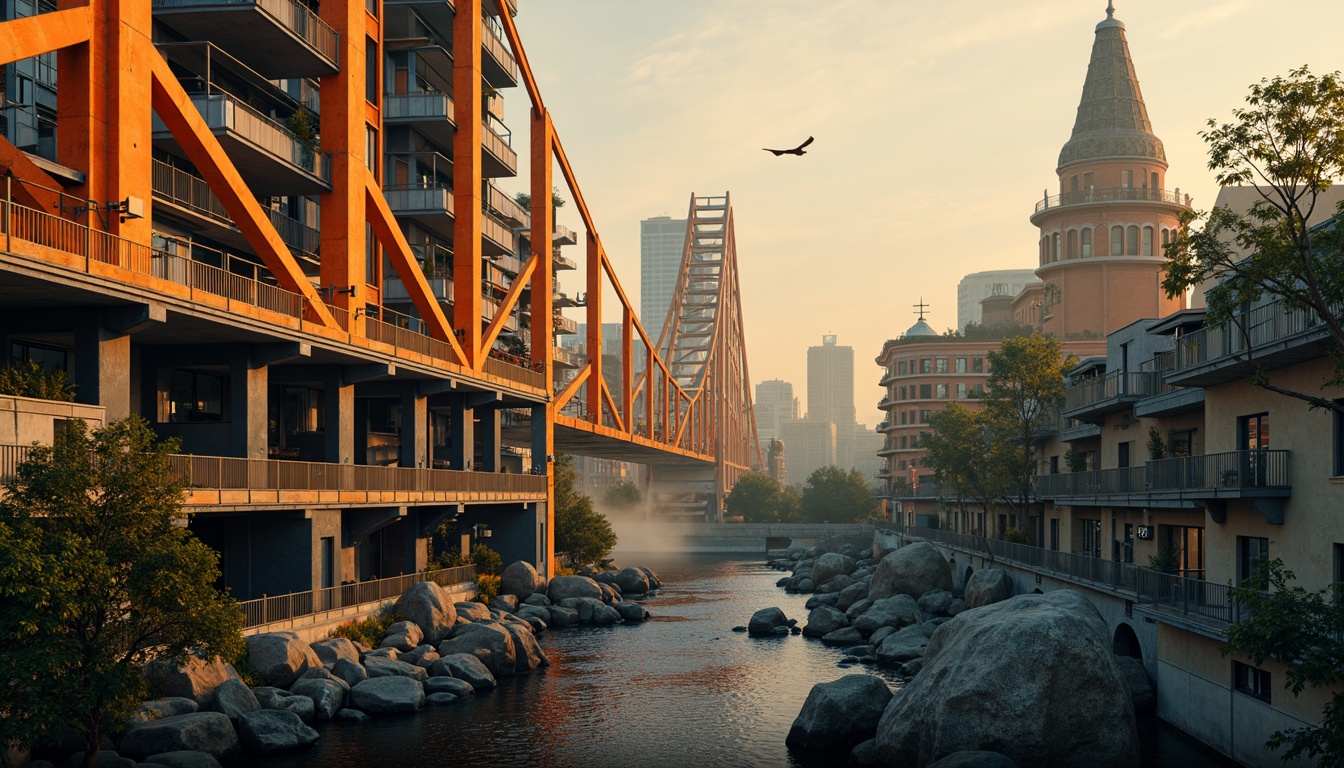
502, 0, 1344, 426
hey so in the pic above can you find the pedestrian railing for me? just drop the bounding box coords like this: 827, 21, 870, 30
167, 453, 548, 494
237, 564, 476, 629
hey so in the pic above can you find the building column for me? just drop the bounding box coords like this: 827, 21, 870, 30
478, 406, 501, 472
448, 395, 474, 471
230, 348, 268, 459
74, 315, 132, 421
399, 387, 428, 468
323, 369, 355, 465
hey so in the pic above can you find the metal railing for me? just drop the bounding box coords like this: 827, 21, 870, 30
384, 90, 454, 122
486, 184, 528, 226
1063, 370, 1158, 412
1034, 186, 1192, 214
384, 184, 453, 215
482, 122, 517, 170
159, 93, 332, 183
1147, 449, 1291, 492
875, 522, 1235, 626
480, 17, 517, 81
0, 444, 35, 483
168, 453, 548, 493
152, 160, 320, 257
1174, 297, 1337, 372
1036, 465, 1147, 497
237, 564, 476, 629
152, 0, 340, 67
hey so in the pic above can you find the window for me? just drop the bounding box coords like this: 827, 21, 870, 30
1052, 233, 1061, 262
899, 385, 907, 401
1162, 525, 1206, 579
1050, 455, 1059, 474
366, 38, 379, 104
898, 360, 907, 376
1151, 172, 1159, 189
956, 383, 968, 399
10, 340, 66, 373
1125, 169, 1134, 188
955, 358, 967, 373
920, 358, 932, 374
1126, 225, 1139, 256
1118, 441, 1131, 468
899, 435, 908, 449
1119, 524, 1134, 563
1083, 172, 1094, 189
1169, 428, 1195, 458
972, 357, 984, 373
1334, 543, 1344, 603
1081, 227, 1092, 258
366, 126, 378, 174
919, 409, 931, 424
1233, 661, 1271, 703
935, 358, 948, 374
1142, 225, 1154, 257
900, 411, 908, 425
1067, 230, 1078, 259
169, 370, 225, 423
936, 383, 948, 399
1049, 519, 1060, 551
1237, 536, 1270, 583
919, 384, 932, 399
1109, 225, 1122, 256
898, 459, 906, 470
1080, 519, 1102, 558
284, 387, 324, 433
1070, 175, 1079, 192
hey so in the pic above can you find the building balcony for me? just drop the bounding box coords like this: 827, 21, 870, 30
552, 223, 577, 246
1134, 349, 1205, 418
152, 0, 339, 78
553, 345, 586, 369
1062, 370, 1157, 422
890, 482, 943, 500
384, 91, 455, 147
481, 211, 514, 257
385, 184, 455, 240
480, 18, 518, 88
486, 184, 529, 228
1166, 298, 1337, 387
1058, 420, 1101, 442
1030, 186, 1192, 220
482, 121, 518, 178
553, 252, 577, 271
152, 93, 332, 195
553, 315, 578, 335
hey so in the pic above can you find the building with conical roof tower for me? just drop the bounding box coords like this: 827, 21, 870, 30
1028, 2, 1189, 338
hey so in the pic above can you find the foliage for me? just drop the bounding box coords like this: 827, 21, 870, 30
231, 655, 265, 688
1002, 528, 1028, 544
553, 455, 617, 567
552, 565, 576, 578
923, 403, 1016, 515
471, 543, 502, 576
284, 107, 319, 168
1162, 66, 1344, 412
0, 417, 243, 766
330, 609, 402, 648
724, 472, 782, 523
1147, 544, 1181, 574
475, 574, 501, 604
1223, 558, 1344, 765
601, 481, 644, 513
799, 465, 878, 523
779, 486, 802, 523
0, 360, 75, 401
1064, 448, 1089, 473
1147, 427, 1167, 460
513, 187, 568, 213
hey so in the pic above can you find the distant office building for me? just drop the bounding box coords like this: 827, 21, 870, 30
851, 425, 885, 485
640, 215, 688, 348
766, 438, 787, 487
807, 335, 856, 427
781, 419, 836, 490
753, 379, 798, 442
957, 270, 1038, 330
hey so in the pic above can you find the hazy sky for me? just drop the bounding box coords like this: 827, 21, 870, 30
501, 0, 1344, 426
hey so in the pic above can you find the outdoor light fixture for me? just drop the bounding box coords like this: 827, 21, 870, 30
321, 284, 357, 300
71, 195, 144, 223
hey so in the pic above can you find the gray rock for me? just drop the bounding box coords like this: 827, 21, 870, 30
875, 590, 1139, 768
489, 594, 519, 612
430, 653, 497, 690
425, 692, 459, 706
65, 751, 134, 768
278, 695, 315, 724
836, 582, 870, 612
144, 752, 223, 768
899, 659, 924, 677
845, 598, 874, 622
515, 604, 552, 625
438, 622, 517, 677
875, 624, 934, 665
547, 574, 603, 602
786, 674, 893, 749
330, 659, 367, 689
349, 677, 426, 715
143, 658, 242, 707
208, 679, 259, 725
599, 582, 621, 604
811, 553, 857, 587
361, 647, 398, 660
546, 606, 579, 628
795, 577, 816, 593
927, 752, 1021, 768
918, 589, 955, 616
237, 710, 318, 754
522, 593, 551, 607
455, 602, 493, 622
363, 656, 428, 682
126, 698, 200, 730
639, 567, 662, 590
424, 677, 476, 698
803, 605, 849, 638
804, 593, 841, 610
291, 666, 348, 692
748, 607, 790, 637
392, 582, 458, 645
334, 708, 369, 723
119, 713, 240, 761
502, 621, 550, 672
500, 561, 547, 599
378, 628, 422, 654
869, 543, 953, 601
244, 633, 321, 689
1114, 656, 1155, 714
616, 602, 650, 622
821, 627, 865, 647
854, 595, 923, 636
289, 678, 346, 721
310, 638, 360, 667
613, 567, 651, 595
399, 644, 435, 664
869, 626, 898, 647
964, 570, 1013, 609
250, 687, 290, 711
947, 598, 968, 616
850, 739, 879, 766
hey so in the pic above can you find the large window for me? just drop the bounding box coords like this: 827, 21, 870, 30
1126, 225, 1140, 256
10, 340, 66, 373
972, 357, 984, 373
1233, 661, 1271, 703
1080, 519, 1103, 558
1237, 536, 1270, 583
898, 360, 907, 376
169, 370, 225, 423
284, 387, 325, 434
920, 359, 932, 374
919, 410, 931, 424
1081, 227, 1092, 258
935, 358, 948, 374
935, 383, 948, 399
955, 358, 967, 373
919, 384, 932, 399
1162, 525, 1206, 579
1111, 225, 1124, 256
956, 383, 968, 399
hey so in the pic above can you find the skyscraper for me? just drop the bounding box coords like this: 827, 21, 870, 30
753, 379, 798, 442
640, 215, 688, 347
807, 335, 855, 427
957, 269, 1039, 330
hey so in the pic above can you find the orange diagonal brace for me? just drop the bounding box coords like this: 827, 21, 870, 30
364, 178, 467, 365
148, 55, 336, 328
0, 6, 90, 66
553, 364, 590, 412
0, 136, 64, 213
600, 378, 625, 433
478, 253, 537, 368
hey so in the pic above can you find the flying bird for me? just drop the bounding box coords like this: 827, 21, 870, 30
762, 136, 814, 156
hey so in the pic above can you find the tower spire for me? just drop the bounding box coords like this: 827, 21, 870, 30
1106, 1, 1114, 19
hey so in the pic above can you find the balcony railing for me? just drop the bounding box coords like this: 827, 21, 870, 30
1173, 297, 1337, 372
238, 565, 476, 629
1033, 186, 1192, 214
153, 0, 340, 68
875, 522, 1236, 627
169, 453, 547, 494
486, 184, 528, 226
1035, 466, 1147, 497
384, 184, 454, 215
383, 90, 454, 122
1147, 450, 1291, 493
152, 160, 320, 257
0, 444, 35, 483
1063, 371, 1157, 413
171, 93, 332, 183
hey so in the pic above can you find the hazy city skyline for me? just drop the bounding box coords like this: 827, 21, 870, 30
508, 1, 1344, 425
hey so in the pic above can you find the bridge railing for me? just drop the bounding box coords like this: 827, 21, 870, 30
237, 564, 476, 629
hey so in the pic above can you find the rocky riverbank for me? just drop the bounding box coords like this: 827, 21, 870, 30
754, 540, 1153, 767
25, 561, 659, 768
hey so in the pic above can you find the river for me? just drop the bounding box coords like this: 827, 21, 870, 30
232, 553, 1239, 768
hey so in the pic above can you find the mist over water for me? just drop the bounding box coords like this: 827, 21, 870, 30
232, 553, 1237, 768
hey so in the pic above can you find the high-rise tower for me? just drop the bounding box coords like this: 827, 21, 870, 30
1029, 3, 1188, 338
640, 215, 688, 347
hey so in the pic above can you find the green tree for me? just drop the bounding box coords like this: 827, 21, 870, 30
553, 455, 617, 567
1223, 558, 1344, 766
0, 360, 75, 401
779, 486, 802, 523
799, 465, 878, 523
983, 333, 1074, 541
1163, 66, 1344, 414
0, 418, 243, 768
923, 403, 1015, 526
724, 472, 781, 523
601, 481, 643, 514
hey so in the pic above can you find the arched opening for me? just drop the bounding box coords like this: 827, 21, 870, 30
1126, 225, 1140, 256
1067, 230, 1078, 260
1052, 233, 1061, 262
1113, 622, 1143, 661
1070, 175, 1079, 192
1110, 225, 1124, 256
1081, 227, 1092, 258
1142, 225, 1154, 257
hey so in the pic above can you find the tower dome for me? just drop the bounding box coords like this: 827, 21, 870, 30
903, 318, 937, 339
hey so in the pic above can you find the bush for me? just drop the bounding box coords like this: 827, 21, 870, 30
0, 360, 75, 401
330, 609, 402, 648
475, 574, 501, 604
471, 543, 502, 576
1002, 528, 1029, 544
232, 654, 265, 687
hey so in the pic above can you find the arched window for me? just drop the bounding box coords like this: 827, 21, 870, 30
1040, 238, 1047, 265
1052, 233, 1061, 262
1070, 175, 1079, 192
1142, 226, 1154, 257
1126, 225, 1139, 255
1111, 225, 1124, 256
1151, 172, 1159, 189
1081, 227, 1092, 258
1067, 230, 1078, 259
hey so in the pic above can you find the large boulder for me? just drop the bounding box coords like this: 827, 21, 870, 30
786, 675, 893, 749
546, 605, 580, 628
363, 656, 428, 682
748, 607, 790, 637
1113, 656, 1155, 714
868, 543, 952, 601
917, 589, 955, 616
875, 590, 1139, 767
330, 658, 367, 688
811, 553, 857, 588
438, 622, 517, 677
455, 601, 492, 622
835, 582, 870, 612
349, 677, 425, 715
613, 567, 651, 595
802, 605, 849, 638
853, 595, 922, 636
311, 638, 360, 667
207, 679, 259, 725
125, 698, 200, 730
392, 582, 458, 645
547, 575, 604, 603
616, 602, 650, 622
500, 561, 547, 599
424, 677, 475, 699
144, 752, 224, 768
236, 710, 319, 754
119, 713, 240, 761
143, 658, 241, 707
378, 620, 424, 651
875, 623, 936, 665
964, 569, 1013, 609
244, 633, 321, 689
289, 678, 347, 721
502, 621, 550, 672
430, 653, 497, 690
928, 752, 1021, 768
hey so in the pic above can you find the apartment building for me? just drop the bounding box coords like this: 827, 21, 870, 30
0, 0, 581, 600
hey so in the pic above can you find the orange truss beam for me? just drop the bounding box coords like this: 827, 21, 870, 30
0, 6, 90, 65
